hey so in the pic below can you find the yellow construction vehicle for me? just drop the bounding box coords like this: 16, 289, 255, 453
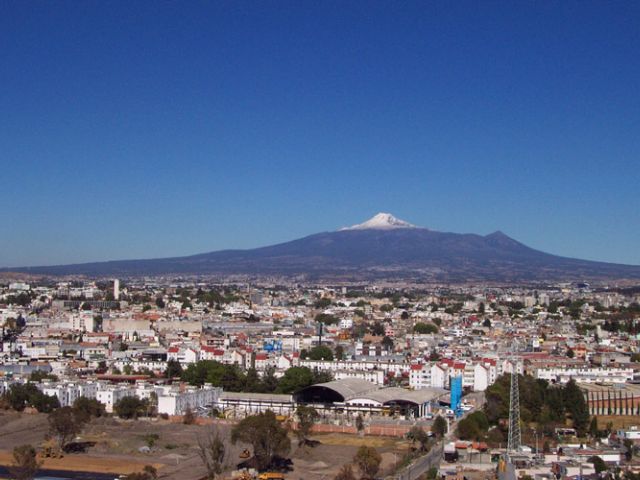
40, 439, 63, 459
258, 473, 285, 480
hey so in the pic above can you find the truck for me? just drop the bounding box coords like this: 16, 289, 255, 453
443, 442, 458, 463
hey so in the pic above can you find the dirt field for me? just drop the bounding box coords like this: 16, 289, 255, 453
0, 411, 412, 479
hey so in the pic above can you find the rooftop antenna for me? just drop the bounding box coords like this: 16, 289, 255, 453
507, 339, 521, 459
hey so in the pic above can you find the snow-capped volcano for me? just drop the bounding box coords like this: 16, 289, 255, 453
7, 212, 640, 282
341, 212, 419, 230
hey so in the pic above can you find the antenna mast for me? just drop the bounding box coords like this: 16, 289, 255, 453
507, 339, 521, 459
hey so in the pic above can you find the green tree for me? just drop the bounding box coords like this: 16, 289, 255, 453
314, 298, 332, 309
181, 361, 246, 391
335, 345, 346, 360
231, 411, 291, 471
114, 396, 147, 420
165, 359, 183, 378
588, 455, 607, 474
28, 371, 58, 382
48, 407, 86, 451
261, 366, 279, 393
197, 427, 226, 480
370, 322, 385, 336
563, 379, 590, 436
413, 322, 438, 334
381, 336, 394, 351
31, 392, 60, 413
296, 405, 319, 446
456, 412, 490, 441
312, 369, 334, 384
72, 397, 105, 423
355, 414, 365, 434
277, 367, 315, 394
307, 345, 334, 361
624, 438, 634, 461
432, 415, 447, 438
4, 384, 59, 413
354, 445, 381, 480
315, 313, 340, 325
244, 368, 264, 393
407, 426, 430, 452
8, 444, 40, 480
4, 384, 37, 411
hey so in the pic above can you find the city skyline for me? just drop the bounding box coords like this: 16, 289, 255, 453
1, 2, 639, 267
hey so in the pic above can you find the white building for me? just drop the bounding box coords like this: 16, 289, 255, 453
96, 385, 136, 413
617, 426, 640, 441
216, 392, 294, 418
535, 366, 634, 384
167, 346, 199, 364
409, 363, 432, 390
157, 384, 221, 416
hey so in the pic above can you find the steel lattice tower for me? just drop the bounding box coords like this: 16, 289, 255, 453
507, 347, 521, 458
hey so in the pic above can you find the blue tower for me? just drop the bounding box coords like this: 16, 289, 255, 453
450, 376, 463, 418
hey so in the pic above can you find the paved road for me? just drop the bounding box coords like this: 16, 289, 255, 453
0, 466, 119, 480
390, 394, 488, 480
392, 441, 444, 480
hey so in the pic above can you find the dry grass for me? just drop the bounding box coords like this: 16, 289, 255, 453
594, 416, 640, 430
0, 450, 161, 475
313, 432, 402, 448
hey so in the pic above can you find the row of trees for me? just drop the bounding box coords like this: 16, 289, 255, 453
1, 383, 60, 413
180, 362, 332, 394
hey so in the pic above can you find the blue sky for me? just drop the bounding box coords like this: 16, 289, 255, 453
1, 1, 639, 267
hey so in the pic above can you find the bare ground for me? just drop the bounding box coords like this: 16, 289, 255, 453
0, 411, 412, 479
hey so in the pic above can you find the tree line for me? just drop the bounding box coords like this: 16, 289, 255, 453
484, 374, 590, 437
179, 361, 333, 394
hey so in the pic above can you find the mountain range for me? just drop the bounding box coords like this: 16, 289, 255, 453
4, 213, 640, 282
